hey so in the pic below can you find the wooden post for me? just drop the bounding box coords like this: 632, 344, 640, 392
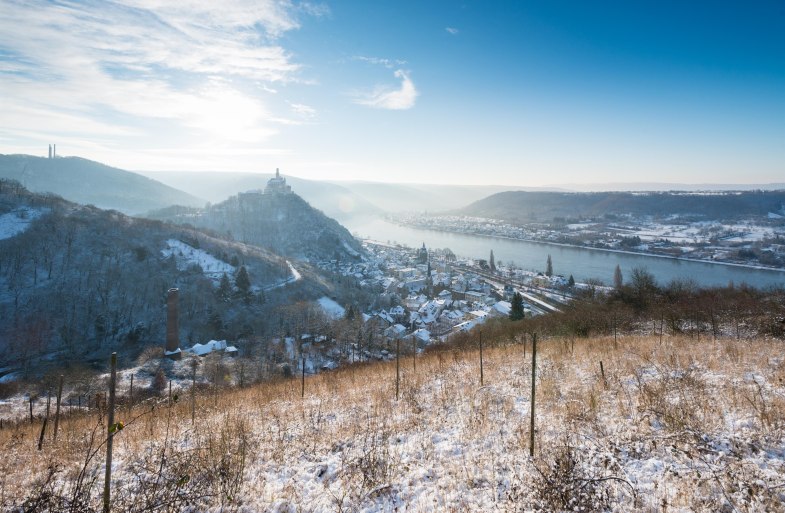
479, 332, 484, 386
301, 356, 305, 399
412, 337, 417, 372
128, 374, 134, 412
53, 375, 64, 442
168, 380, 172, 408
191, 362, 196, 425
396, 338, 400, 401
600, 360, 606, 387
103, 352, 117, 513
613, 314, 617, 346
38, 390, 51, 450
29, 396, 34, 424
529, 333, 537, 458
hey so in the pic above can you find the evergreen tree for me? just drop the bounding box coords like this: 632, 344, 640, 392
613, 264, 623, 289
217, 272, 232, 302
234, 265, 251, 303
509, 292, 525, 321
546, 254, 553, 277
568, 274, 575, 287
489, 250, 496, 272
426, 260, 433, 296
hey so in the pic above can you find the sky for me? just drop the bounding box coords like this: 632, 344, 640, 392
0, 0, 783, 186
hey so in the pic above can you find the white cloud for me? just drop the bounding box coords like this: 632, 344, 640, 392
353, 56, 408, 69
288, 102, 317, 119
445, 27, 459, 35
353, 70, 418, 110
0, 0, 312, 159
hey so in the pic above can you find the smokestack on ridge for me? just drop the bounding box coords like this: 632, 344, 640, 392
48, 145, 51, 159
165, 288, 182, 358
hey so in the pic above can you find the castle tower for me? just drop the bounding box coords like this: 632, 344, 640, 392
264, 167, 292, 195
165, 288, 182, 358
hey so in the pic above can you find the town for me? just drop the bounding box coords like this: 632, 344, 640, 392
393, 211, 785, 270
311, 239, 573, 351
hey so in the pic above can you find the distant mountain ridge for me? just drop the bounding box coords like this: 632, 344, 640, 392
547, 182, 785, 192
137, 170, 382, 222
0, 154, 205, 215
138, 170, 565, 216
456, 190, 785, 223
146, 189, 365, 262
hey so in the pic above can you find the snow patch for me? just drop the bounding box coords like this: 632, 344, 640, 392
0, 207, 45, 240
161, 239, 235, 281
318, 297, 346, 319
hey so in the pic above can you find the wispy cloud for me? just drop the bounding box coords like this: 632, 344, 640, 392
288, 102, 317, 119
353, 55, 408, 69
0, 0, 313, 161
445, 27, 459, 35
353, 70, 418, 110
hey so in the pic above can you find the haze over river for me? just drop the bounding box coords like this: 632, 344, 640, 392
344, 217, 785, 289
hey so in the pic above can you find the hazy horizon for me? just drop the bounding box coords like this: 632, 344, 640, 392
1, 1, 783, 186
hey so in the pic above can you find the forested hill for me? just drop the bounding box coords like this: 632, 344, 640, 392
0, 180, 330, 372
146, 191, 365, 262
0, 154, 204, 215
456, 190, 785, 223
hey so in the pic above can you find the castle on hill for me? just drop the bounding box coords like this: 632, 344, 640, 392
237, 168, 293, 201
264, 168, 292, 195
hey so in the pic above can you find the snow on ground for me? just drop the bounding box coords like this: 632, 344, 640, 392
1, 337, 784, 511
0, 207, 45, 240
318, 296, 346, 319
264, 261, 302, 291
161, 239, 235, 280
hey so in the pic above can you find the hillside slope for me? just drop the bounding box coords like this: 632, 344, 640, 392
0, 154, 205, 214
1, 334, 782, 511
0, 180, 330, 371
146, 190, 365, 262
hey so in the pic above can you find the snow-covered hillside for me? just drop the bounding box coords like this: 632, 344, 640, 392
2, 335, 782, 511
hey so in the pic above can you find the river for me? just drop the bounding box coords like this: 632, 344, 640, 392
343, 217, 785, 289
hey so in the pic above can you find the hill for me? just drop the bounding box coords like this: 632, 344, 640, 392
146, 189, 365, 262
1, 333, 782, 511
137, 171, 383, 222
137, 170, 565, 217
456, 190, 785, 223
331, 181, 566, 214
0, 180, 333, 374
0, 154, 205, 215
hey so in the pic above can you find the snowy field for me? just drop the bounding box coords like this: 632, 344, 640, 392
1, 335, 783, 511
318, 296, 346, 319
161, 238, 235, 280
0, 207, 45, 240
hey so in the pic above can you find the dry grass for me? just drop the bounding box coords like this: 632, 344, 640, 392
1, 334, 784, 512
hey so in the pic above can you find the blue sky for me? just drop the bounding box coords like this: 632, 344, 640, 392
0, 0, 783, 185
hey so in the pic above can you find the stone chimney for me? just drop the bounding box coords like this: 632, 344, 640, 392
165, 288, 182, 358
